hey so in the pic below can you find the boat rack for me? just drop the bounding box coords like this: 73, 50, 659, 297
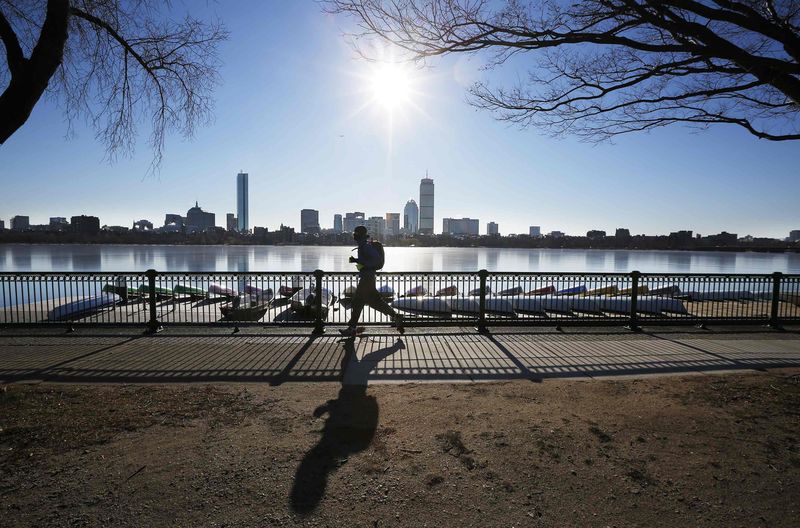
1, 270, 798, 332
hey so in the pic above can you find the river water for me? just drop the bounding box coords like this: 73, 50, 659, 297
1, 244, 799, 274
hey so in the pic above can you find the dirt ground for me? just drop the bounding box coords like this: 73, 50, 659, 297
1, 370, 799, 527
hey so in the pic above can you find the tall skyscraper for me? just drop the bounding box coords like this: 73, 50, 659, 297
385, 213, 400, 236
300, 209, 320, 234
403, 199, 419, 234
419, 176, 434, 234
333, 214, 343, 233
487, 222, 499, 236
237, 172, 249, 233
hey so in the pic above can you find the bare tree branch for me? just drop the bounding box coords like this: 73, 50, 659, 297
0, 0, 69, 144
325, 0, 800, 141
0, 0, 228, 170
0, 9, 25, 74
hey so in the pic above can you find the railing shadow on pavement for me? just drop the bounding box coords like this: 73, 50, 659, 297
1, 329, 799, 384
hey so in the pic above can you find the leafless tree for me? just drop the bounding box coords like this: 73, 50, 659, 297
325, 0, 800, 141
0, 0, 227, 166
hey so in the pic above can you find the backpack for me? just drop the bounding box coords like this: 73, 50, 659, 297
370, 240, 385, 270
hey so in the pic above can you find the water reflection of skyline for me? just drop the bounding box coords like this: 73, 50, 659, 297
585, 251, 607, 271
71, 246, 102, 271
49, 251, 71, 271
527, 250, 541, 271
11, 248, 32, 270
0, 245, 798, 274
691, 252, 737, 274
613, 251, 630, 272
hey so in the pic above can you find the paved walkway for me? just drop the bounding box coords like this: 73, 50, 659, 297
2, 326, 799, 384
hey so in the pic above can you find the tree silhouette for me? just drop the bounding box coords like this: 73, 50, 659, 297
0, 0, 227, 166
326, 0, 800, 141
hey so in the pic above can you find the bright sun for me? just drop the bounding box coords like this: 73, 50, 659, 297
369, 62, 412, 111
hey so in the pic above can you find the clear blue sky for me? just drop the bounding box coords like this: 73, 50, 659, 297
1, 1, 798, 238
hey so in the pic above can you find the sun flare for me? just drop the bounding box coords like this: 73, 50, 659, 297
369, 62, 412, 111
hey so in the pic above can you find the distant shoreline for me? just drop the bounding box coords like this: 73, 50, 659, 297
1, 240, 798, 254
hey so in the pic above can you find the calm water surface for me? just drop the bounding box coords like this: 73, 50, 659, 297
1, 244, 798, 274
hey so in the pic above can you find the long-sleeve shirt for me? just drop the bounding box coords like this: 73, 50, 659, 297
354, 240, 381, 278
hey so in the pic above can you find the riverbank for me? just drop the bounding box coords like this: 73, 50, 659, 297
2, 244, 799, 274
1, 369, 798, 527
2, 231, 798, 252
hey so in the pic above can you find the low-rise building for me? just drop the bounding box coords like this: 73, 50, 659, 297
133, 219, 154, 231
71, 215, 100, 235
385, 213, 400, 237
49, 217, 69, 231
703, 231, 738, 246
343, 212, 366, 233
10, 216, 29, 231
164, 214, 184, 227
103, 225, 130, 234
366, 216, 386, 240
160, 222, 183, 234
442, 218, 479, 236
226, 213, 238, 232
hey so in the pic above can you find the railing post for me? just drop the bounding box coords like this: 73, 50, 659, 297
769, 272, 783, 330
146, 269, 162, 333
312, 269, 325, 335
477, 269, 488, 333
627, 270, 641, 331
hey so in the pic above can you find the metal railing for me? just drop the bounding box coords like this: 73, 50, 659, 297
1, 270, 798, 331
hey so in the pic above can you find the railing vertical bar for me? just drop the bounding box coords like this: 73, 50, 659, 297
770, 272, 782, 329
478, 269, 488, 332
313, 269, 324, 334
628, 270, 640, 331
146, 269, 160, 332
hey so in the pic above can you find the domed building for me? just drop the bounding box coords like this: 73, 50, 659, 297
186, 202, 215, 233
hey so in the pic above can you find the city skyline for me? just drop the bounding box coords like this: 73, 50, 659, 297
1, 172, 797, 240
3, 172, 799, 241
1, 1, 798, 238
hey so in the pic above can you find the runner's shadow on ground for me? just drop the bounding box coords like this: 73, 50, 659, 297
289, 337, 404, 515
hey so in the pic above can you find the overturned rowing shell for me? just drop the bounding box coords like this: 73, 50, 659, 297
449, 297, 516, 316
392, 297, 451, 316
